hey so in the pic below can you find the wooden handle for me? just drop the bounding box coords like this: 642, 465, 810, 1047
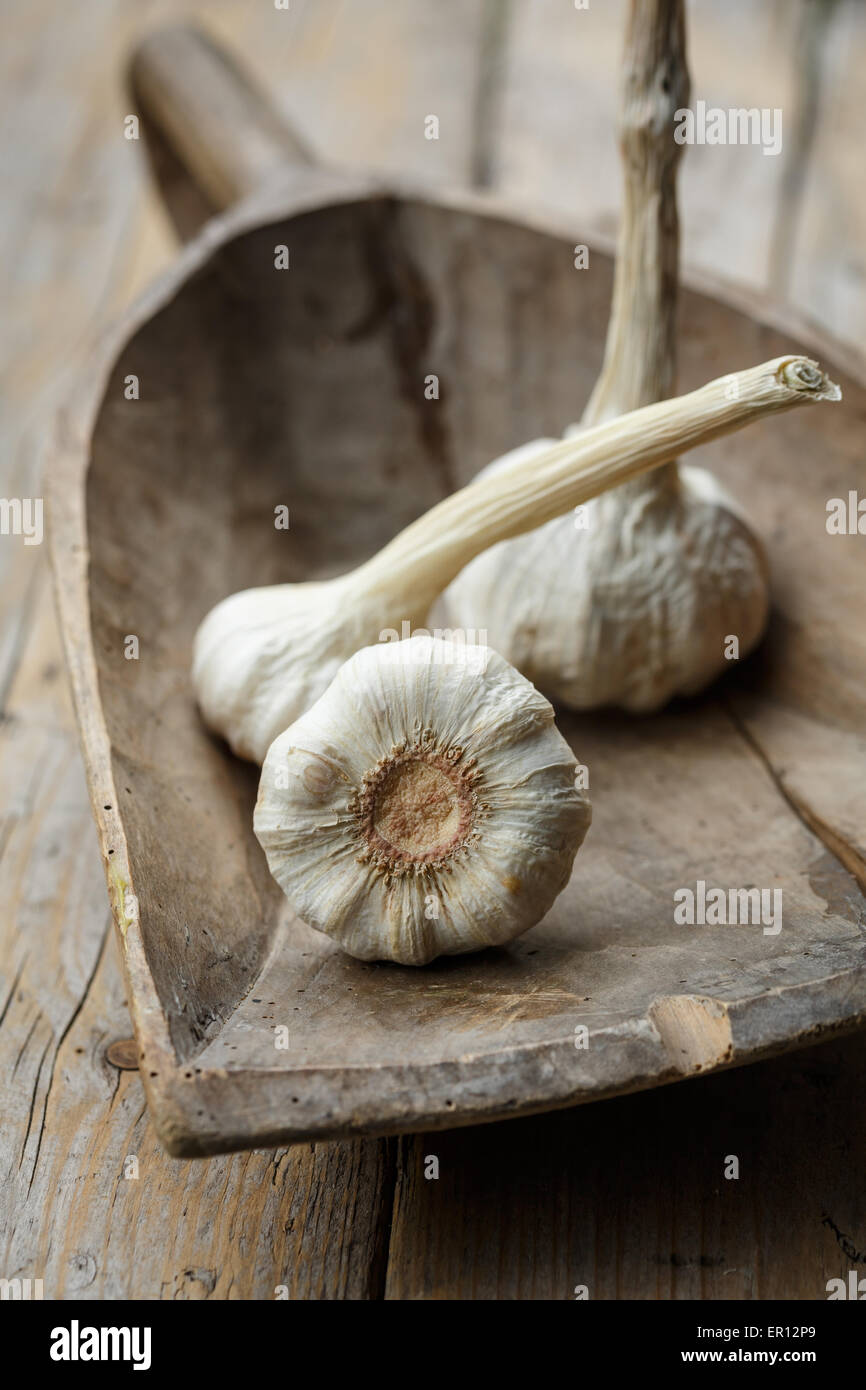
130, 24, 312, 211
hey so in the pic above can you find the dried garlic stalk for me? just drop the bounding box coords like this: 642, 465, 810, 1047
194, 355, 839, 763
444, 0, 807, 711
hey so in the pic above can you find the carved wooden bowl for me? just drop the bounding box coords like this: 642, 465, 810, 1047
49, 28, 866, 1155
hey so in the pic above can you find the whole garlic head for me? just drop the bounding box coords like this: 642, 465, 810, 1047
443, 0, 769, 713
443, 449, 769, 711
193, 575, 382, 764
193, 357, 836, 761
253, 636, 591, 965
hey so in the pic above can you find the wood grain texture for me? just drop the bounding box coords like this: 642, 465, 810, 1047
493, 0, 866, 353
783, 0, 866, 348
2, 0, 865, 1300
2, 0, 479, 1299
0, 533, 393, 1301
384, 1030, 866, 1300
130, 24, 313, 210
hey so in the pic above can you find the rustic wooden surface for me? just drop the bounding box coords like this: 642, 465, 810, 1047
2, 0, 865, 1299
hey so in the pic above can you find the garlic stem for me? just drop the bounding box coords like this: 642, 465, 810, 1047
583, 0, 688, 428
355, 356, 840, 608
194, 357, 838, 763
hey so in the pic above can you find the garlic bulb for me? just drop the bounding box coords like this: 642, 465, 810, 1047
442, 454, 770, 710
254, 636, 591, 965
193, 356, 839, 763
443, 0, 776, 711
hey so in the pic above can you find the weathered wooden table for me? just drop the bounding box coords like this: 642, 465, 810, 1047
2, 0, 865, 1299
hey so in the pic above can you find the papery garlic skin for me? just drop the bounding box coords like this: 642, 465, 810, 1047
443, 449, 769, 711
193, 576, 388, 764
442, 0, 772, 713
253, 637, 591, 966
192, 358, 837, 762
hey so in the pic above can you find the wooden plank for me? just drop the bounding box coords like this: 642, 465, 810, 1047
0, 0, 487, 1298
0, 2, 167, 694
678, 0, 797, 295
490, 0, 866, 353
384, 1030, 866, 1300
208, 0, 489, 187
0, 578, 395, 1299
785, 0, 866, 350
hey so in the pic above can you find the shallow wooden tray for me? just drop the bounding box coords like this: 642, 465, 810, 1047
49, 28, 866, 1156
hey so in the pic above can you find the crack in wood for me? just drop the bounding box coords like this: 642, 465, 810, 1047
725, 697, 866, 898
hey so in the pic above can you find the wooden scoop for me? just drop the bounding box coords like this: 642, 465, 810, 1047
49, 23, 866, 1157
